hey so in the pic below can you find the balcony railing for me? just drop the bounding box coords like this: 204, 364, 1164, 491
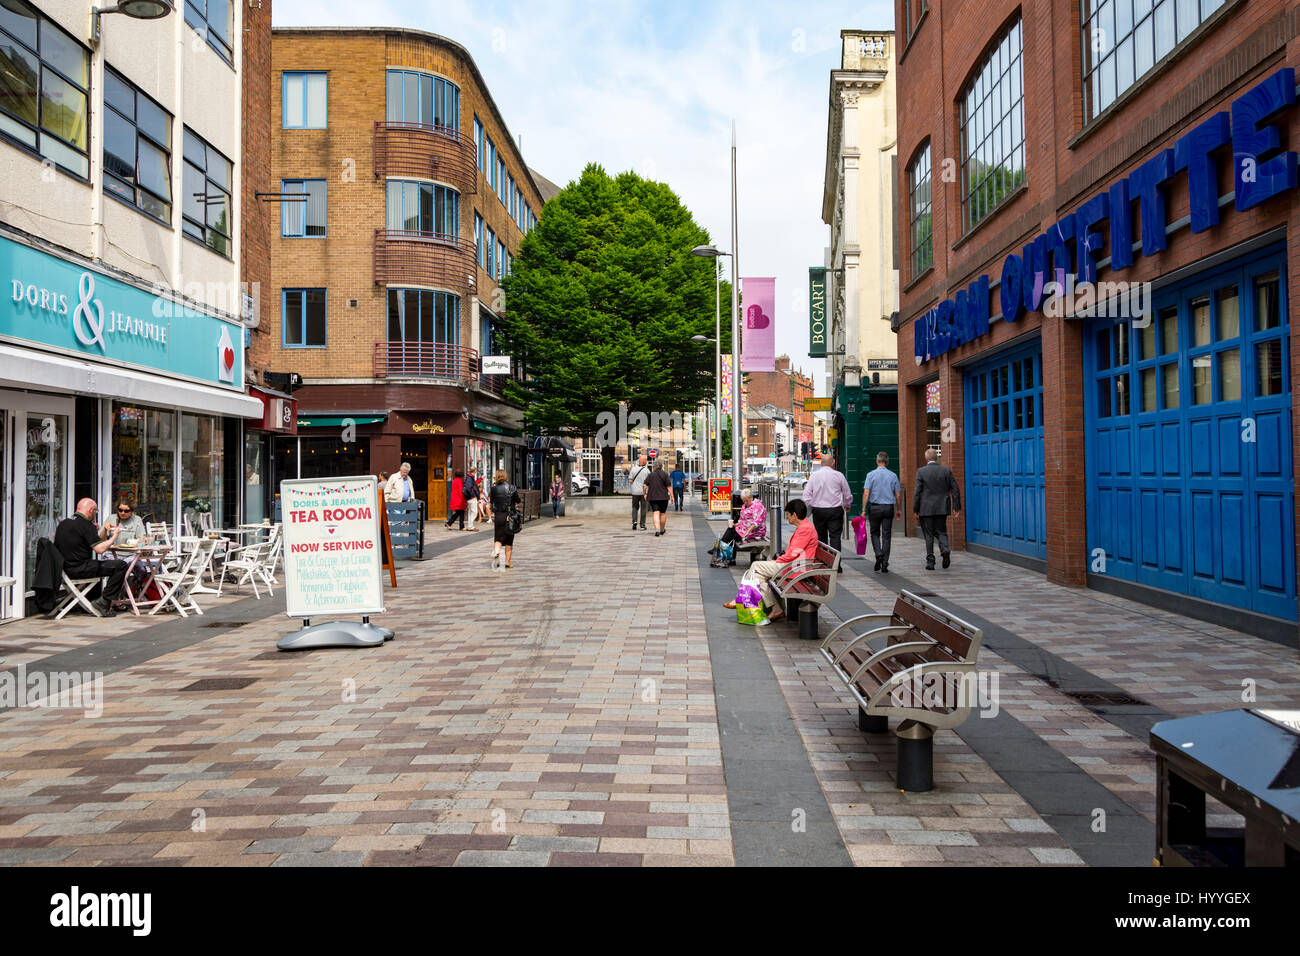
373, 121, 478, 194
373, 341, 478, 380
373, 229, 477, 290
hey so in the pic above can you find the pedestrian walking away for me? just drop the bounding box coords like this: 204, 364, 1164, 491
549, 473, 564, 518
724, 499, 817, 622
627, 455, 651, 530
489, 470, 522, 570
446, 469, 466, 530
861, 451, 903, 573
462, 467, 480, 531
646, 461, 673, 536
801, 454, 853, 571
913, 448, 962, 570
669, 463, 686, 511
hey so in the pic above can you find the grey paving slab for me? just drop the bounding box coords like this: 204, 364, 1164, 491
693, 511, 851, 867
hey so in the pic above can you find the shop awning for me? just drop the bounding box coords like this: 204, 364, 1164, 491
0, 343, 263, 418
471, 419, 522, 437
298, 415, 387, 428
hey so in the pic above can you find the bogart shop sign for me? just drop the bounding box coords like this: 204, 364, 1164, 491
914, 68, 1298, 365
0, 234, 244, 389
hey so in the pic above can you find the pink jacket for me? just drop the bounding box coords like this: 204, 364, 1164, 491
734, 500, 767, 541
777, 518, 819, 564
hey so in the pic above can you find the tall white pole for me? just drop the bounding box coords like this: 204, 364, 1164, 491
730, 121, 742, 478
714, 265, 722, 478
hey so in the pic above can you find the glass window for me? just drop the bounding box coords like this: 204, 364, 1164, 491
485, 134, 496, 189
474, 115, 483, 171
112, 403, 176, 528
183, 0, 232, 62
1215, 287, 1239, 340
1081, 0, 1225, 122
1162, 363, 1179, 408
1115, 373, 1130, 415
1138, 317, 1156, 360
959, 18, 1024, 233
1097, 378, 1112, 417
497, 157, 507, 204
281, 179, 325, 237
283, 72, 326, 129
1217, 348, 1241, 402
1159, 305, 1178, 354
0, 1, 88, 176
386, 289, 459, 344
496, 240, 506, 280
1140, 367, 1157, 412
474, 213, 483, 266
908, 141, 933, 278
182, 128, 232, 256
1114, 322, 1129, 366
1191, 355, 1212, 404
283, 288, 326, 347
385, 70, 460, 132
485, 226, 496, 276
1255, 272, 1280, 330
1190, 296, 1210, 346
1256, 340, 1283, 397
102, 68, 172, 222
385, 180, 458, 237
180, 413, 224, 532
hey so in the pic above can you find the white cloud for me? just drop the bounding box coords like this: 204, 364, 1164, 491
273, 0, 897, 392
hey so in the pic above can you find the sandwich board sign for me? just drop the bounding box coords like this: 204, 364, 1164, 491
277, 475, 393, 650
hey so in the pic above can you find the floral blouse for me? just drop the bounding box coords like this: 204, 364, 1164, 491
734, 500, 767, 541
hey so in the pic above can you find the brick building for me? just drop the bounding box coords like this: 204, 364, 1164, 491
257, 27, 548, 520
745, 356, 818, 462
895, 0, 1299, 643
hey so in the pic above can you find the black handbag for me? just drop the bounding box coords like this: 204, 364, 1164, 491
507, 507, 523, 534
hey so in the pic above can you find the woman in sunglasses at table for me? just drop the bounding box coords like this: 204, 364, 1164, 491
101, 501, 146, 541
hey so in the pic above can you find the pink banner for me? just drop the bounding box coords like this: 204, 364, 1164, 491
741, 277, 776, 372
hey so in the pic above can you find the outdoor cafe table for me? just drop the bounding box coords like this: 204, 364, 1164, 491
107, 543, 174, 615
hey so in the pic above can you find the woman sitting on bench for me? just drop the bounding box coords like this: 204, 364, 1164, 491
724, 499, 818, 622
709, 489, 767, 562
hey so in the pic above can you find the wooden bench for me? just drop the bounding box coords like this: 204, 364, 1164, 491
819, 589, 983, 792
733, 538, 772, 565
771, 542, 841, 640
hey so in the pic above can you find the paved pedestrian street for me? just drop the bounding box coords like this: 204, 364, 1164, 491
1, 505, 1297, 867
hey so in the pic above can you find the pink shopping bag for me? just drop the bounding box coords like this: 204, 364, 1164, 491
851, 515, 868, 556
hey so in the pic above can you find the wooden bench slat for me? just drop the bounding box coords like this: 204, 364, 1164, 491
892, 600, 973, 659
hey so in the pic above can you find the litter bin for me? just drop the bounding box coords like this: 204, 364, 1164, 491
731, 493, 742, 524
589, 479, 602, 495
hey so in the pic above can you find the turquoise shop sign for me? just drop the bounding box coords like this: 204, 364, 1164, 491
0, 235, 244, 390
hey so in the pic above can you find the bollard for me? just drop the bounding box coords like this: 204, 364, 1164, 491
858, 707, 888, 733
895, 720, 935, 792
798, 604, 819, 640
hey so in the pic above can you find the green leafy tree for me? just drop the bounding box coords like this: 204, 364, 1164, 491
499, 164, 732, 493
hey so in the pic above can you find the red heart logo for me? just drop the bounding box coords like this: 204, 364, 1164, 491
223, 347, 234, 371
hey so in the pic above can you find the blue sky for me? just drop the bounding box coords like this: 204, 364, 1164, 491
274, 1, 898, 395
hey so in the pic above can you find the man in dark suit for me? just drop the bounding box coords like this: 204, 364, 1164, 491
913, 449, 961, 570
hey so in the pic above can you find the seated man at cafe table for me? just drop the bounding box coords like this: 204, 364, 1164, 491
100, 500, 146, 542
54, 499, 129, 617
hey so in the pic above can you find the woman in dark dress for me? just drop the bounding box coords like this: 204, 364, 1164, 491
489, 469, 521, 570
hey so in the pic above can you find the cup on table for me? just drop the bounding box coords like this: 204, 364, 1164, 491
126, 537, 138, 547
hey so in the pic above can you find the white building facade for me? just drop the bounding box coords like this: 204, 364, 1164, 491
0, 0, 260, 618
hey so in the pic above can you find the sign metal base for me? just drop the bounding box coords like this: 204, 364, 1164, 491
278, 617, 394, 652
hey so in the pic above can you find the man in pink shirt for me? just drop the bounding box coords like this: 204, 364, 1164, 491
801, 455, 853, 570
725, 499, 818, 622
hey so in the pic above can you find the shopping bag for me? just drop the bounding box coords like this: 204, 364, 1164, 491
851, 515, 868, 556
736, 603, 770, 626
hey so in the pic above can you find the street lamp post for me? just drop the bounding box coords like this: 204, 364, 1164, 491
691, 246, 732, 491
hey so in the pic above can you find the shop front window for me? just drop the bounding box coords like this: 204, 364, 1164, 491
180, 413, 223, 533
24, 413, 66, 587
112, 403, 175, 526
244, 431, 266, 523
299, 437, 369, 480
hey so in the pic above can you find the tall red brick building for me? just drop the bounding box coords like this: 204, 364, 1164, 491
257, 27, 548, 520
895, 0, 1299, 644
746, 356, 818, 459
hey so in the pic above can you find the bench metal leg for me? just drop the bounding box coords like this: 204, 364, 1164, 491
798, 604, 819, 640
858, 707, 888, 733
895, 720, 935, 792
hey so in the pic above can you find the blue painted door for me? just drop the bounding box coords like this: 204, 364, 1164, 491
964, 341, 1046, 559
1084, 246, 1294, 621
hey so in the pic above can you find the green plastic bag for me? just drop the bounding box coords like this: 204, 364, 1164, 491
736, 603, 770, 627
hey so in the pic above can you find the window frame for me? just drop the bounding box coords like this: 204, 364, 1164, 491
473, 115, 483, 171
181, 126, 233, 258
0, 0, 91, 179
958, 16, 1026, 236
183, 0, 233, 64
384, 178, 460, 240
281, 71, 327, 129
385, 69, 461, 134
474, 212, 484, 267
102, 66, 173, 225
282, 287, 327, 349
386, 288, 461, 347
907, 140, 933, 281
280, 178, 326, 238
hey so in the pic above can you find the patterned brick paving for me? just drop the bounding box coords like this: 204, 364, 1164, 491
0, 516, 733, 866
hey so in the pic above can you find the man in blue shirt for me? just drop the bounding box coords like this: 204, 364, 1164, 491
669, 465, 687, 511
861, 451, 903, 573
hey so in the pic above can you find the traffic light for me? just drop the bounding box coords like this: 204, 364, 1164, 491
775, 437, 784, 457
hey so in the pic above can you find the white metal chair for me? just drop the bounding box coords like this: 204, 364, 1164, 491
263, 523, 284, 581
149, 538, 218, 617
219, 525, 280, 597
199, 512, 215, 533
145, 522, 171, 546
182, 514, 196, 538
54, 571, 104, 619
